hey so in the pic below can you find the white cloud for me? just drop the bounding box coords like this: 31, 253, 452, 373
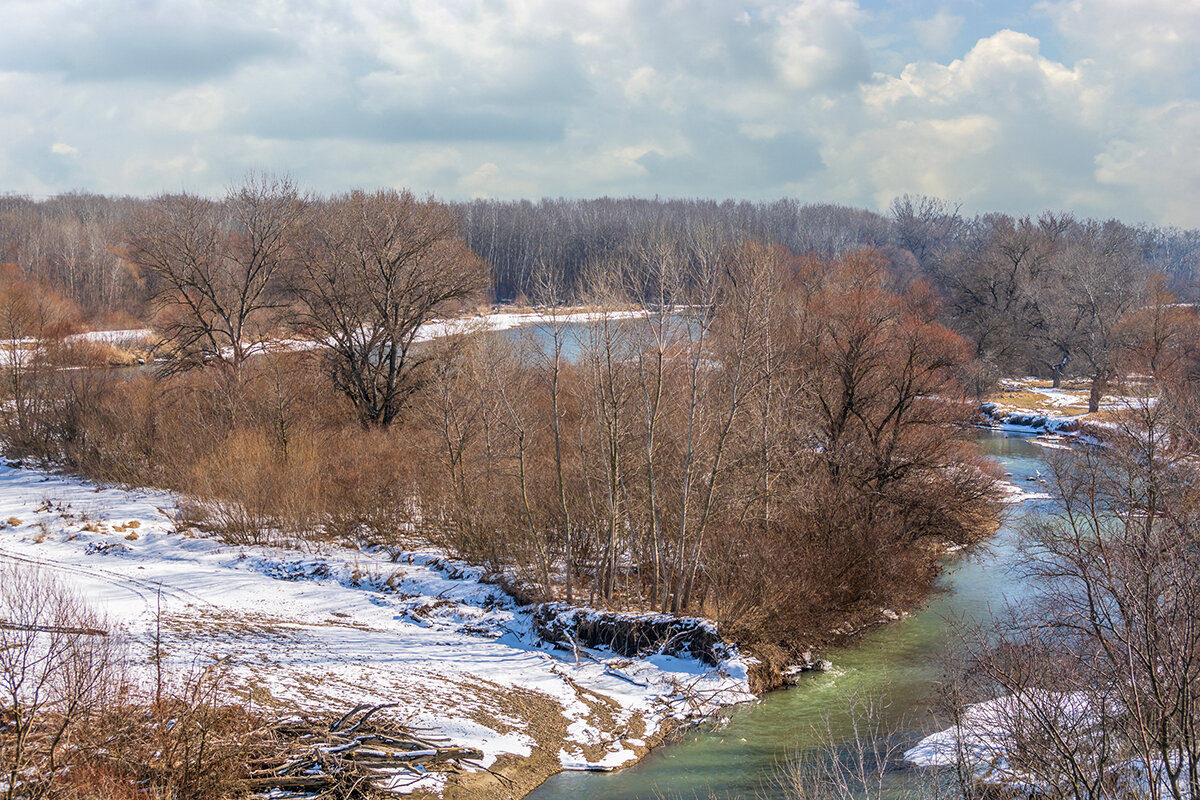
0, 0, 1195, 225
1037, 0, 1200, 85
912, 8, 963, 53
1094, 101, 1200, 227
772, 0, 870, 90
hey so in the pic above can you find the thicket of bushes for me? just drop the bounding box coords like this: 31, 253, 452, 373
1, 241, 1003, 659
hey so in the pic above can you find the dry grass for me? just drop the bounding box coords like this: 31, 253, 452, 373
991, 387, 1091, 416
53, 339, 144, 367
988, 377, 1157, 421
988, 378, 1103, 417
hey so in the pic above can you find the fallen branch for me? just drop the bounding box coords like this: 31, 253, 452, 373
246, 705, 484, 797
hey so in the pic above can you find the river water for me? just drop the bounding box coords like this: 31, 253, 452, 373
527, 430, 1051, 800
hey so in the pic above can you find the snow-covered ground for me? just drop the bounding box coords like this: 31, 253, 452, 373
63, 328, 154, 346
48, 307, 654, 363
904, 692, 1091, 788
0, 461, 753, 794
412, 307, 651, 342
6, 306, 657, 365
905, 693, 1192, 798
997, 482, 1052, 503
982, 378, 1154, 438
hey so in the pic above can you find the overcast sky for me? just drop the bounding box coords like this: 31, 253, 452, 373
1, 0, 1197, 225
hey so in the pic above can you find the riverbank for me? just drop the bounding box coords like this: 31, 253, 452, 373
0, 361, 1039, 799
526, 430, 1056, 800
0, 460, 754, 798
979, 375, 1155, 435
1, 449, 1012, 798
38, 303, 657, 369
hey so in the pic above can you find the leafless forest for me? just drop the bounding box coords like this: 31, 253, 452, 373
4, 179, 1200, 633
4, 179, 1200, 798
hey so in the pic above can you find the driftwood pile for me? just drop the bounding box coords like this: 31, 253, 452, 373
533, 603, 728, 666
246, 703, 484, 797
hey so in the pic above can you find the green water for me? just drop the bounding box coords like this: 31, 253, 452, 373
527, 430, 1050, 800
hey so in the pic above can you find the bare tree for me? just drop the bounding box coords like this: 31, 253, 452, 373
0, 565, 121, 800
577, 267, 638, 602
1117, 272, 1200, 382
1062, 221, 1144, 411
889, 193, 964, 272
935, 213, 1066, 389
127, 174, 305, 375
0, 266, 72, 451
488, 335, 556, 595
944, 396, 1200, 799
293, 190, 486, 426
529, 262, 578, 601
779, 690, 957, 800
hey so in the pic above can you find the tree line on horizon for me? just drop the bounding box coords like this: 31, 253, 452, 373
1, 186, 1199, 403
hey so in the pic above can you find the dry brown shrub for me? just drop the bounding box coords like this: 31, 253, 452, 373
69, 667, 270, 800
184, 428, 323, 547
0, 565, 287, 800
1, 565, 125, 800
320, 426, 421, 547
46, 339, 141, 368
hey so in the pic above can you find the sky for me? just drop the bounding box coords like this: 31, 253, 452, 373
1, 0, 1198, 226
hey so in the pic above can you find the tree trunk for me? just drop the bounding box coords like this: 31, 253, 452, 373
551, 356, 572, 603
1088, 372, 1107, 413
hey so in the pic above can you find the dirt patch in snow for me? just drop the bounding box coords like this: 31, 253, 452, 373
445, 679, 570, 800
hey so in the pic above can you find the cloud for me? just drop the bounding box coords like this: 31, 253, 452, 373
1036, 0, 1200, 87
773, 0, 871, 90
784, 29, 1124, 219
0, 0, 290, 82
912, 8, 964, 53
1094, 101, 1200, 227
0, 0, 1195, 225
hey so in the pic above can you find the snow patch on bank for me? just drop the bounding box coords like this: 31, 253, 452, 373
998, 482, 1052, 504
980, 403, 1081, 436
413, 308, 651, 342
905, 692, 1191, 797
0, 461, 752, 792
63, 329, 154, 346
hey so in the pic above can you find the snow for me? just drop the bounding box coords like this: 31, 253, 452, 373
35, 307, 651, 364
1020, 385, 1088, 408
983, 380, 1157, 440
905, 692, 1092, 785
557, 746, 639, 771
1029, 436, 1072, 450
63, 329, 153, 345
0, 461, 752, 793
412, 308, 651, 343
159, 307, 657, 360
906, 693, 1195, 798
998, 480, 1052, 504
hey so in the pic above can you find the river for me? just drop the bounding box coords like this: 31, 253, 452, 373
527, 429, 1051, 800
